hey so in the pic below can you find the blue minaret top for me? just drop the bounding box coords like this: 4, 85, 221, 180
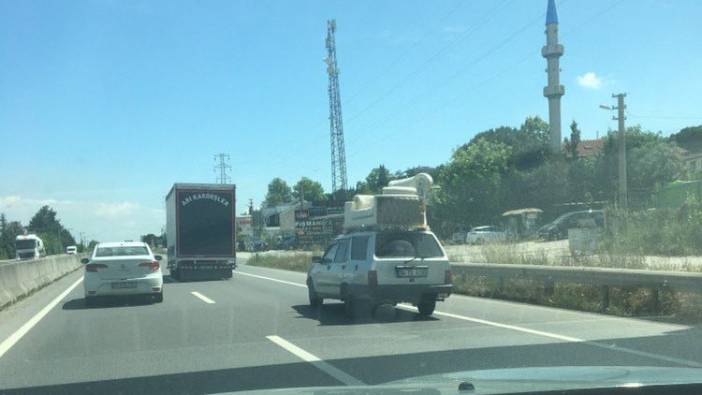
546, 0, 558, 25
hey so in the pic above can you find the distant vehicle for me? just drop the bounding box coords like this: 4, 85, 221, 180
465, 226, 507, 245
166, 183, 236, 281
66, 245, 77, 255
537, 209, 605, 241
248, 239, 268, 252
82, 241, 163, 306
451, 231, 467, 244
307, 229, 452, 318
279, 235, 297, 250
15, 234, 46, 260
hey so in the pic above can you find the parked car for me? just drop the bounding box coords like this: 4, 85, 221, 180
306, 229, 452, 318
279, 235, 298, 250
66, 245, 77, 255
451, 231, 467, 244
82, 241, 163, 306
537, 210, 604, 241
465, 226, 507, 245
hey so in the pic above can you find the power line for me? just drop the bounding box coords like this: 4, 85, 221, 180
343, 0, 467, 107
629, 114, 702, 121
345, 0, 623, 162
344, 0, 513, 126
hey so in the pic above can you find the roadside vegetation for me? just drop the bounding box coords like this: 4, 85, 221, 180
247, 251, 319, 272
0, 207, 88, 259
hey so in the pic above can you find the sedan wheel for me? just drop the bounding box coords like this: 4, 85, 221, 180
308, 282, 323, 308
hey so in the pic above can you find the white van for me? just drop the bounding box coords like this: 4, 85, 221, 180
66, 246, 78, 255
15, 234, 46, 260
307, 229, 452, 318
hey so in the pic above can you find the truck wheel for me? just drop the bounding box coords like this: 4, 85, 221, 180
417, 299, 436, 317
308, 283, 323, 308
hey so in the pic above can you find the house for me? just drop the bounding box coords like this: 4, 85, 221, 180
574, 138, 605, 157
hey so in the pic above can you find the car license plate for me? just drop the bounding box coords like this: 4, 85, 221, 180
396, 266, 428, 278
111, 281, 137, 289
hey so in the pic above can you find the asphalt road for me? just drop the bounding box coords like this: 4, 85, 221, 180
1, 259, 701, 394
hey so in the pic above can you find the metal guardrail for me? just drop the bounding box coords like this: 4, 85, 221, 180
450, 262, 702, 311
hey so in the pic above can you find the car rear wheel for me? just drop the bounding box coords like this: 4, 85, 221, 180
307, 281, 323, 308
417, 299, 436, 317
154, 292, 163, 303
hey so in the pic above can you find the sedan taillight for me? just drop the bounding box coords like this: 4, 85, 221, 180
139, 260, 160, 272
85, 263, 107, 272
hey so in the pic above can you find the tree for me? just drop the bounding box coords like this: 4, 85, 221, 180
292, 177, 326, 203
264, 178, 293, 206
564, 120, 582, 159
27, 206, 75, 254
0, 215, 24, 259
357, 165, 393, 194
670, 125, 702, 153
434, 138, 512, 230
595, 126, 683, 207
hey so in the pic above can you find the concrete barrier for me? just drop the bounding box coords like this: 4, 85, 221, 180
0, 254, 83, 309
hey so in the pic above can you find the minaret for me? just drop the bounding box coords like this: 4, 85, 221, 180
542, 0, 564, 153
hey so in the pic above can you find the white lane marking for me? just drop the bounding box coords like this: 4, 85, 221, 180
0, 276, 83, 360
242, 268, 702, 368
398, 304, 702, 368
190, 291, 215, 304
237, 271, 307, 288
267, 335, 364, 386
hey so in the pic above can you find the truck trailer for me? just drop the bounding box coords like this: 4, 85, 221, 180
166, 183, 236, 281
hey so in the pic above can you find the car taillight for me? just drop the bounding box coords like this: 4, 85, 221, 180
368, 270, 378, 288
139, 261, 160, 272
85, 263, 107, 272
445, 270, 453, 284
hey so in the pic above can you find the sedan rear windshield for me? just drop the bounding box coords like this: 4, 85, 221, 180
375, 232, 443, 258
96, 246, 149, 257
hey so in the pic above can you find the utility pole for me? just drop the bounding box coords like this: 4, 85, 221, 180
613, 93, 628, 210
248, 199, 254, 216
599, 94, 628, 210
213, 153, 232, 184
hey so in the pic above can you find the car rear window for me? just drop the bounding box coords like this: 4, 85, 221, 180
375, 232, 443, 258
96, 246, 150, 257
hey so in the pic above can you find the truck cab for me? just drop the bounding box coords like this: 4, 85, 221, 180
15, 234, 46, 260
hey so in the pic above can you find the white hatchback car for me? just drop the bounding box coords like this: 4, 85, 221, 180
82, 241, 164, 306
307, 229, 452, 317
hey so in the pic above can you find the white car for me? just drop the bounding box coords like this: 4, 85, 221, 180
465, 226, 507, 245
307, 229, 452, 318
66, 245, 77, 255
82, 241, 164, 306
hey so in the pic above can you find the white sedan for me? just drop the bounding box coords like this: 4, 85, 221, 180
82, 241, 163, 306
465, 226, 507, 245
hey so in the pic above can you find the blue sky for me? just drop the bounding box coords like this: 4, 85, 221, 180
1, 0, 701, 241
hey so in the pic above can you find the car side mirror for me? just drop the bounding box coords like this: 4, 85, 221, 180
81, 258, 89, 264
154, 255, 163, 261
312, 256, 322, 264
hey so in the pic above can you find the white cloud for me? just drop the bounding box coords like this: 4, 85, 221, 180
0, 195, 163, 242
576, 72, 603, 90
94, 202, 139, 219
